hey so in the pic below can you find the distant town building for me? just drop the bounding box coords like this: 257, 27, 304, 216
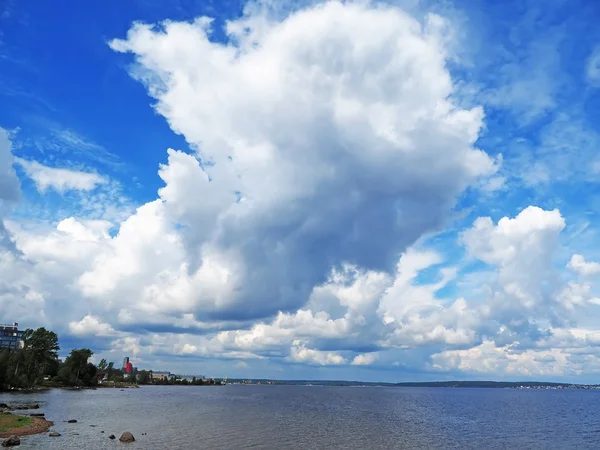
0, 323, 24, 351
175, 375, 204, 382
96, 371, 108, 383
150, 371, 171, 381
121, 356, 137, 375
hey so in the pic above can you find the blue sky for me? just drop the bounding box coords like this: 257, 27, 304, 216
2, 0, 600, 382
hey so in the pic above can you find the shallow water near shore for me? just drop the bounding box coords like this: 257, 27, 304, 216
1, 385, 600, 449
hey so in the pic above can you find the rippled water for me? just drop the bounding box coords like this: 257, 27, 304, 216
2, 385, 600, 449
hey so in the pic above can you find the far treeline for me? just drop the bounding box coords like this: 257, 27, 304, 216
0, 327, 219, 391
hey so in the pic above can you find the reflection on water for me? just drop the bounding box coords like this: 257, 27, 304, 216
1, 385, 600, 449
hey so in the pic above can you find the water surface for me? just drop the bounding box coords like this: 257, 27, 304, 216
1, 385, 599, 449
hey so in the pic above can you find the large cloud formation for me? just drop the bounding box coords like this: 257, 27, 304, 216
2, 1, 599, 379
104, 1, 495, 322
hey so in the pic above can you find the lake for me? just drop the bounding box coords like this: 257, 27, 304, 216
1, 385, 600, 449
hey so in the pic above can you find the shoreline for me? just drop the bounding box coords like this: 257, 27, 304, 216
0, 383, 227, 394
0, 384, 139, 394
0, 413, 53, 438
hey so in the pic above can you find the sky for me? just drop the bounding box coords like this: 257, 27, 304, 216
1, 0, 600, 382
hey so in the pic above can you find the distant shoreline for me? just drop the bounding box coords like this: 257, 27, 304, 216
3, 380, 600, 393
225, 379, 600, 389
0, 383, 227, 394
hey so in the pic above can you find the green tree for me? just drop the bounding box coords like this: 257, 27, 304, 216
81, 362, 98, 386
59, 348, 94, 386
104, 361, 125, 382
23, 328, 60, 386
9, 349, 27, 388
0, 350, 9, 388
98, 358, 108, 371
137, 370, 151, 385
2, 328, 60, 389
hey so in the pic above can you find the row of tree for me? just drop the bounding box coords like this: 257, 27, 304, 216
0, 328, 60, 390
137, 373, 222, 386
0, 327, 129, 391
0, 327, 221, 391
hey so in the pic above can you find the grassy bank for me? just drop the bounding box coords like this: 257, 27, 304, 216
0, 412, 53, 438
0, 412, 32, 433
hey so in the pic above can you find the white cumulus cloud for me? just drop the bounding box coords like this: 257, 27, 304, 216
69, 315, 118, 337
352, 352, 379, 366
288, 340, 346, 366
98, 0, 496, 323
568, 254, 600, 277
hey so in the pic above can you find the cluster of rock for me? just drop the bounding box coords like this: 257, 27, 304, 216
2, 429, 135, 446
0, 403, 39, 411
1, 405, 136, 446
1, 436, 19, 447
1, 403, 136, 446
1, 403, 52, 446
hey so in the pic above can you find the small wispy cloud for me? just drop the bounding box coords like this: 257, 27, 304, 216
15, 157, 108, 193
47, 128, 122, 169
0, 81, 58, 112
0, 0, 17, 20
481, 37, 562, 124
0, 127, 21, 207
21, 118, 123, 170
586, 46, 600, 87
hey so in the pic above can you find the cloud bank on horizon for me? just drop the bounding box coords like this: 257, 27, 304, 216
1, 0, 600, 381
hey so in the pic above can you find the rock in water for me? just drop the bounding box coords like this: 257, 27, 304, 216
10, 403, 39, 411
1, 435, 20, 447
48, 432, 61, 437
67, 419, 77, 423
30, 413, 45, 417
119, 432, 135, 442
109, 434, 116, 439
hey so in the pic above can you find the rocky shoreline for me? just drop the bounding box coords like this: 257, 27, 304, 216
1, 402, 137, 446
0, 383, 139, 393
